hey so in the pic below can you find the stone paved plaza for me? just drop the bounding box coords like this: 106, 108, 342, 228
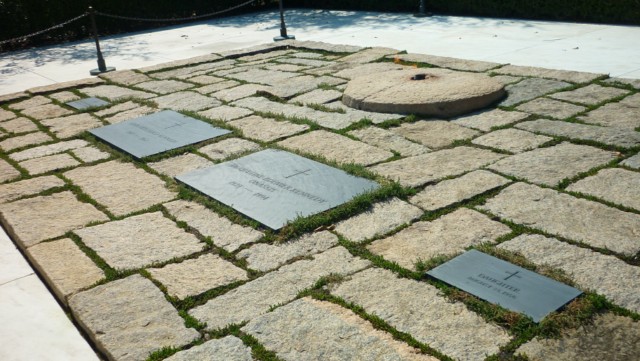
1, 40, 639, 361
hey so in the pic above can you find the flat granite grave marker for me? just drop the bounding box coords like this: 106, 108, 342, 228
89, 110, 230, 159
66, 97, 110, 110
176, 149, 379, 229
426, 250, 582, 322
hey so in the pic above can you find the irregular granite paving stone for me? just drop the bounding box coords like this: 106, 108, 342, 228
515, 314, 640, 361
163, 200, 263, 252
99, 69, 151, 85
265, 63, 310, 72
80, 85, 155, 101
0, 91, 29, 104
515, 119, 640, 148
480, 182, 640, 255
0, 131, 53, 152
391, 121, 481, 149
237, 231, 338, 272
577, 98, 640, 129
516, 97, 587, 119
27, 77, 104, 94
494, 64, 604, 84
348, 126, 431, 156
152, 91, 221, 112
289, 89, 343, 105
26, 238, 104, 303
334, 197, 423, 242
8, 139, 88, 161
331, 268, 512, 361
488, 142, 616, 186
8, 95, 51, 110
198, 105, 253, 122
134, 80, 193, 94
567, 168, 640, 211
0, 191, 107, 247
0, 175, 64, 203
334, 62, 409, 80
71, 146, 111, 162
0, 108, 16, 121
549, 84, 630, 105
391, 53, 502, 72
0, 117, 38, 133
370, 146, 506, 188
0, 158, 20, 182
229, 115, 308, 142
41, 113, 103, 138
498, 234, 640, 313
500, 78, 571, 107
227, 68, 300, 85
19, 153, 80, 175
278, 130, 393, 166
197, 138, 261, 161
149, 153, 213, 177
190, 247, 370, 330
74, 212, 204, 270
94, 101, 139, 117
622, 153, 640, 169
409, 170, 510, 211
605, 77, 640, 89
367, 208, 511, 270
242, 297, 436, 361
266, 75, 346, 99
140, 55, 227, 74
64, 161, 176, 217
451, 109, 530, 132
104, 106, 155, 124
338, 47, 399, 64
278, 57, 335, 68
69, 274, 199, 361
211, 84, 272, 102
491, 75, 523, 85
148, 253, 247, 299
19, 103, 73, 120
472, 128, 553, 153
194, 80, 241, 94
165, 336, 252, 361
291, 40, 363, 53
187, 74, 225, 85
326, 101, 406, 124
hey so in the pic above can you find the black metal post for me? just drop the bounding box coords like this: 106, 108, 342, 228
89, 6, 115, 75
414, 0, 432, 17
274, 0, 295, 41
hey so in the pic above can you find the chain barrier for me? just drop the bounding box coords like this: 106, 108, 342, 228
0, 12, 89, 46
96, 0, 258, 23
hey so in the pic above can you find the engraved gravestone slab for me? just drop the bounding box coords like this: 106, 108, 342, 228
176, 149, 379, 229
66, 97, 110, 110
426, 250, 582, 322
89, 110, 231, 159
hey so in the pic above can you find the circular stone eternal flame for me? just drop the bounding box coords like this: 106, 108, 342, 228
342, 68, 505, 117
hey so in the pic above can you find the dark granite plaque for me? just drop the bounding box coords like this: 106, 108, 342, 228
89, 110, 231, 159
176, 149, 379, 229
66, 97, 110, 110
426, 250, 582, 322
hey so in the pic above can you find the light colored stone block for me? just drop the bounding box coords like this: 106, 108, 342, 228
290, 89, 343, 105
41, 113, 103, 138
567, 168, 640, 210
103, 105, 155, 124
349, 126, 430, 156
152, 91, 220, 112
0, 117, 37, 133
9, 139, 87, 161
472, 128, 552, 153
20, 153, 80, 175
500, 78, 571, 107
70, 147, 111, 163
516, 98, 586, 119
230, 115, 308, 142
198, 105, 253, 122
515, 119, 640, 148
135, 80, 193, 94
20, 103, 73, 120
0, 159, 20, 182
149, 153, 213, 177
99, 70, 151, 85
0, 108, 17, 121
622, 153, 640, 169
549, 84, 629, 105
0, 175, 64, 203
165, 336, 252, 361
494, 65, 603, 83
577, 96, 640, 129
194, 80, 241, 94
211, 84, 271, 102
451, 109, 529, 132
198, 138, 261, 160
0, 132, 53, 152
391, 120, 480, 149
79, 85, 155, 101
392, 53, 501, 72
93, 101, 138, 117
8, 95, 50, 110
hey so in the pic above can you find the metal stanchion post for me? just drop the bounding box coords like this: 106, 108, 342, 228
89, 6, 115, 76
274, 0, 295, 41
414, 0, 432, 17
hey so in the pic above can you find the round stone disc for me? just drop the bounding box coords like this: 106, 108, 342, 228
342, 68, 505, 117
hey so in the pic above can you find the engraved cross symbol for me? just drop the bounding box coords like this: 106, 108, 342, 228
504, 270, 522, 281
285, 169, 311, 178
164, 121, 185, 129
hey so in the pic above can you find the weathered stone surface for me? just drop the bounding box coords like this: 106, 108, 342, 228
550, 84, 630, 105
326, 100, 406, 124
243, 297, 436, 361
0, 117, 38, 133
494, 65, 604, 83
163, 200, 263, 252
190, 247, 370, 330
567, 168, 640, 210
198, 138, 261, 160
228, 68, 299, 86
0, 132, 52, 152
193, 80, 241, 94
229, 115, 308, 142
0, 175, 64, 203
266, 75, 346, 99
334, 198, 423, 242
472, 128, 552, 153
211, 84, 271, 102
237, 231, 338, 272
9, 95, 51, 110
278, 130, 393, 166
265, 63, 310, 72
71, 146, 111, 163
152, 91, 220, 112
135, 80, 193, 94
75, 212, 203, 270
339, 47, 399, 64
348, 126, 430, 156
391, 120, 481, 149
149, 153, 213, 177
80, 85, 155, 101
500, 78, 571, 107
410, 170, 510, 211
0, 191, 107, 247
290, 51, 324, 59
20, 153, 80, 175
19, 103, 73, 120
290, 89, 342, 105
99, 69, 151, 85
41, 113, 103, 138
515, 314, 640, 361
9, 139, 87, 161
499, 234, 640, 313
69, 274, 199, 361
0, 91, 28, 104
93, 101, 138, 117
64, 161, 176, 216
26, 238, 104, 302
27, 77, 104, 94
343, 68, 505, 117
451, 109, 529, 132
491, 75, 523, 85
104, 106, 155, 124
187, 75, 225, 85
368, 208, 510, 269
516, 97, 587, 119
198, 105, 253, 122
515, 119, 640, 148
279, 57, 334, 68
149, 253, 247, 299
0, 159, 20, 182
577, 96, 640, 129
480, 182, 640, 255
334, 63, 409, 80
290, 40, 363, 53
605, 77, 640, 89
370, 146, 505, 187
391, 53, 502, 72
140, 55, 226, 73
331, 268, 511, 360
0, 108, 16, 121
622, 153, 640, 169
488, 142, 616, 186
165, 336, 252, 361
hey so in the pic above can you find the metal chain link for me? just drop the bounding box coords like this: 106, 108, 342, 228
97, 0, 258, 23
0, 12, 89, 45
